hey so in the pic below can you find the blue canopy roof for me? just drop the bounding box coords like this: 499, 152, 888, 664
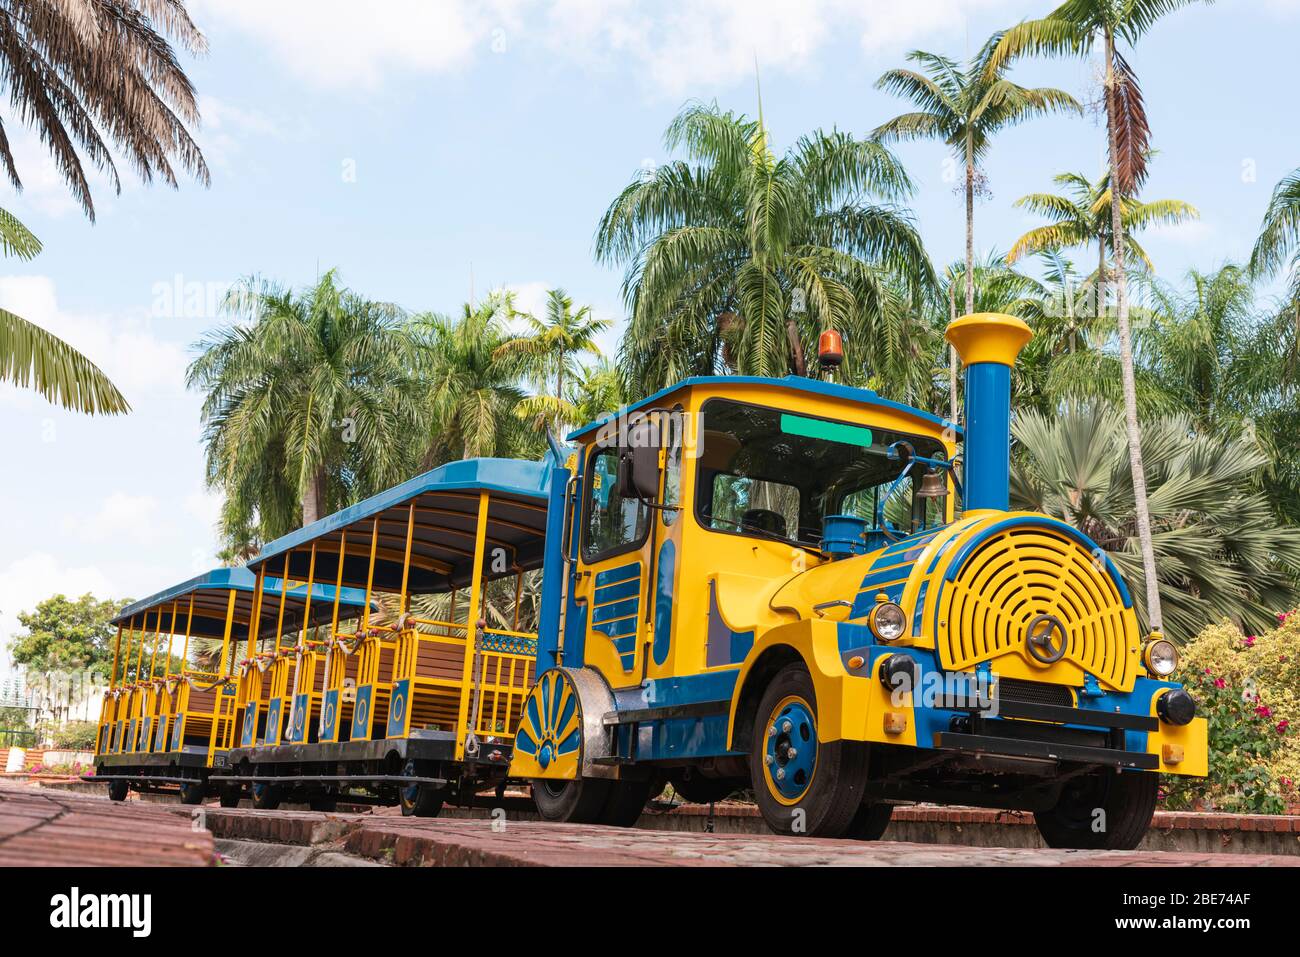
567, 375, 960, 441
112, 566, 371, 641
248, 456, 554, 594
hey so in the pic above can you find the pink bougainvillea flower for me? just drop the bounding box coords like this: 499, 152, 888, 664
1244, 635, 1257, 647
1255, 704, 1273, 719
1278, 720, 1291, 734
1213, 677, 1227, 689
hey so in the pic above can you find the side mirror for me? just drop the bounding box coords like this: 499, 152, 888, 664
617, 419, 661, 501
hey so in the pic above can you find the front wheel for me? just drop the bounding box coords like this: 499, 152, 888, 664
218, 784, 242, 808
749, 664, 870, 838
1034, 769, 1157, 850
531, 777, 611, 824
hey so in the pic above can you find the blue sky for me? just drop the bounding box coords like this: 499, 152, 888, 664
2, 0, 1297, 670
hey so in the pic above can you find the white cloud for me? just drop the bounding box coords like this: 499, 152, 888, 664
543, 0, 1017, 95
60, 492, 165, 547
195, 0, 1019, 97
192, 0, 527, 91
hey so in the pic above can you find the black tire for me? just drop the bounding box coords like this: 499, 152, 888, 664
749, 664, 870, 838
218, 785, 242, 808
531, 776, 612, 824
846, 802, 893, 841
598, 778, 654, 827
251, 782, 282, 810
399, 783, 444, 817
1034, 769, 1158, 850
179, 780, 206, 805
107, 778, 129, 802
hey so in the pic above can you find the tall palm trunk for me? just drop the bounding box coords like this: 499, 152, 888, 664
302, 468, 327, 527
1104, 29, 1163, 633
964, 141, 976, 316
948, 282, 959, 422
786, 319, 807, 377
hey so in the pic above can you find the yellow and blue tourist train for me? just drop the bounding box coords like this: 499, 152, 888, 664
92, 313, 1207, 848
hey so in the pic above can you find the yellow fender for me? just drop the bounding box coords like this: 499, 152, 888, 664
725, 619, 917, 751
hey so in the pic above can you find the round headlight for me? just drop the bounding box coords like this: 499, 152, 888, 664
869, 601, 907, 642
1143, 638, 1179, 677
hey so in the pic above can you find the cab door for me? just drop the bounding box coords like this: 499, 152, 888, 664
571, 442, 653, 689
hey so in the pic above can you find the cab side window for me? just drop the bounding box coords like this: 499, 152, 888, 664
582, 446, 650, 560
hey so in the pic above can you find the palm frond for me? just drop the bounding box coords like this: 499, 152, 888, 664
0, 306, 129, 413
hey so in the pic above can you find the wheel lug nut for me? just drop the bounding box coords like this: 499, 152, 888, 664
776, 768, 785, 780
782, 719, 792, 733
764, 754, 773, 765
787, 747, 797, 759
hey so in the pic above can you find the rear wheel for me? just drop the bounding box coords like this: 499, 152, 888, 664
1034, 769, 1158, 850
251, 781, 282, 810
398, 759, 444, 817
531, 777, 611, 824
308, 791, 339, 813
749, 664, 870, 838
179, 780, 206, 805
218, 784, 242, 808
107, 778, 129, 802
846, 802, 894, 841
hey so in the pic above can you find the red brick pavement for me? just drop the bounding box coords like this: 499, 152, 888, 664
5, 778, 1298, 867
196, 806, 1300, 867
0, 781, 216, 866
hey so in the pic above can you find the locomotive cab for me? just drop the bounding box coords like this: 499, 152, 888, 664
513, 313, 1207, 846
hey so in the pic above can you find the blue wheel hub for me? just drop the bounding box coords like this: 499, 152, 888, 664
538, 743, 554, 770
764, 698, 817, 802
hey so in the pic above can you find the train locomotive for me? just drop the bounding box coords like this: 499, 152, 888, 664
511, 312, 1206, 847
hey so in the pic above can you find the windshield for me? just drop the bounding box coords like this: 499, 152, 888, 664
694, 399, 947, 548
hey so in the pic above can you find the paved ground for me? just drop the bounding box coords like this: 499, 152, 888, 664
0, 781, 216, 866
5, 780, 1299, 867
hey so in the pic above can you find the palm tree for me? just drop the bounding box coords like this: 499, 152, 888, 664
411, 294, 538, 464
0, 209, 128, 414
0, 0, 210, 220
1250, 168, 1300, 309
596, 101, 935, 394
873, 42, 1079, 318
1140, 264, 1300, 523
514, 358, 626, 437
188, 270, 417, 539
495, 288, 609, 431
1011, 404, 1300, 641
989, 0, 1212, 637
1007, 170, 1198, 292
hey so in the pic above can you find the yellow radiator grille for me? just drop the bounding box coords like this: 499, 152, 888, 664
935, 527, 1139, 692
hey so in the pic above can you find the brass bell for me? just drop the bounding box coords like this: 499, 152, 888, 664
916, 469, 949, 499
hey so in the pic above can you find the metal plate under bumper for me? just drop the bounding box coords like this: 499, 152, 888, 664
222, 732, 513, 770
933, 731, 1160, 771
95, 751, 211, 770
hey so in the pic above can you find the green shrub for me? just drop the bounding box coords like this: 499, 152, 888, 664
1161, 617, 1298, 813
